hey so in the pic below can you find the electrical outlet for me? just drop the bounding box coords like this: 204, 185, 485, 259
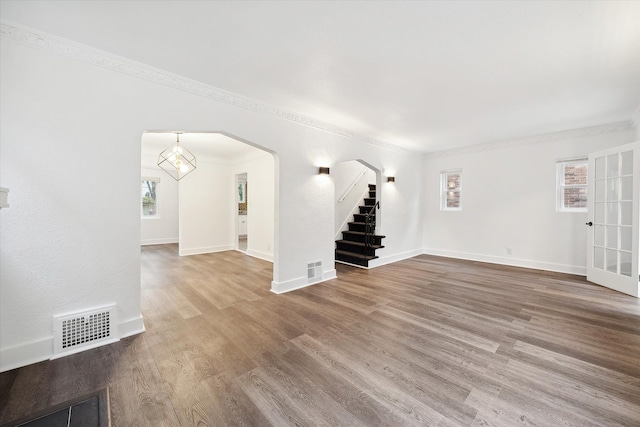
506, 247, 512, 255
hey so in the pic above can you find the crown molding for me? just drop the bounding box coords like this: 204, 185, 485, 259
0, 20, 412, 154
424, 121, 635, 159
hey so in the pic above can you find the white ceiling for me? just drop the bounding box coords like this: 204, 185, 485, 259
2, 1, 640, 153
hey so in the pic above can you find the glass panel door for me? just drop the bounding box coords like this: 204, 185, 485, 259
587, 142, 639, 297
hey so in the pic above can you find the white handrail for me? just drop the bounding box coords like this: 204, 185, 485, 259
335, 185, 370, 240
339, 168, 368, 202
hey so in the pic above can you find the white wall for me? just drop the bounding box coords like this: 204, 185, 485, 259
0, 28, 424, 370
179, 160, 233, 256
368, 152, 424, 268
140, 166, 179, 245
232, 153, 275, 261
0, 38, 145, 371
423, 129, 637, 275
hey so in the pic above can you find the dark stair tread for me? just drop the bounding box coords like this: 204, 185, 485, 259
348, 224, 377, 232
353, 214, 375, 219
342, 230, 386, 239
336, 240, 384, 249
335, 250, 378, 261
336, 182, 383, 268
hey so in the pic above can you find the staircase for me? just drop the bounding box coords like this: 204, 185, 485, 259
335, 184, 385, 267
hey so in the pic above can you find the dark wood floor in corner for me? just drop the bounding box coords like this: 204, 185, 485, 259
1, 244, 640, 426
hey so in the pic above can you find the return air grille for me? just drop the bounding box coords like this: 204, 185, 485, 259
307, 261, 322, 283
53, 305, 117, 357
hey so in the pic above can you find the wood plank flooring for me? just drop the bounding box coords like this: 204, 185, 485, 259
1, 244, 640, 426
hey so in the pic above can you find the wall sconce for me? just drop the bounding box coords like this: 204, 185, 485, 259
0, 187, 9, 208
387, 176, 395, 183
318, 167, 330, 175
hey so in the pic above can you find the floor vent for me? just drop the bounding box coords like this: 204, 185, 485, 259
53, 305, 117, 358
307, 261, 322, 283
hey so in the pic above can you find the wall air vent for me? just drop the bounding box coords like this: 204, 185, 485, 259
52, 305, 118, 359
307, 261, 323, 283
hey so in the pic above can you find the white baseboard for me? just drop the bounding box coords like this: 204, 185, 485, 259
0, 315, 146, 373
140, 237, 178, 246
271, 269, 337, 294
0, 337, 52, 373
335, 259, 370, 269
179, 244, 233, 256
119, 315, 146, 338
246, 249, 274, 262
367, 248, 424, 269
422, 248, 586, 276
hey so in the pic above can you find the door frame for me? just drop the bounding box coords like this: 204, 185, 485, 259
235, 172, 248, 252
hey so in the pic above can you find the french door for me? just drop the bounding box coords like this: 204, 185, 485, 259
586, 142, 640, 297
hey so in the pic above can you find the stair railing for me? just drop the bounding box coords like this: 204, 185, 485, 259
338, 168, 368, 202
364, 201, 379, 249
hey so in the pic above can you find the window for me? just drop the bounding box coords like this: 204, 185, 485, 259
557, 158, 587, 212
141, 178, 159, 217
441, 170, 461, 211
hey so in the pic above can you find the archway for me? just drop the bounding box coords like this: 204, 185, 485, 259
333, 159, 383, 268
140, 131, 279, 284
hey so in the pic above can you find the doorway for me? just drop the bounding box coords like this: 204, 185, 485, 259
237, 173, 248, 252
140, 131, 278, 279
333, 159, 383, 268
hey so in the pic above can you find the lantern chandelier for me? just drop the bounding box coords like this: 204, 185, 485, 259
157, 132, 197, 181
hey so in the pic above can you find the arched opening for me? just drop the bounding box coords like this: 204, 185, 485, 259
140, 131, 278, 285
333, 159, 383, 268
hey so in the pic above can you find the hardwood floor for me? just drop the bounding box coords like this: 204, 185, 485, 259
1, 244, 640, 426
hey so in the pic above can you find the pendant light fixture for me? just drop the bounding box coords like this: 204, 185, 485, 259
157, 132, 197, 181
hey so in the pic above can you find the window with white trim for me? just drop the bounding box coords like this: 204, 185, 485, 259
141, 177, 159, 217
440, 170, 461, 211
556, 158, 587, 212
